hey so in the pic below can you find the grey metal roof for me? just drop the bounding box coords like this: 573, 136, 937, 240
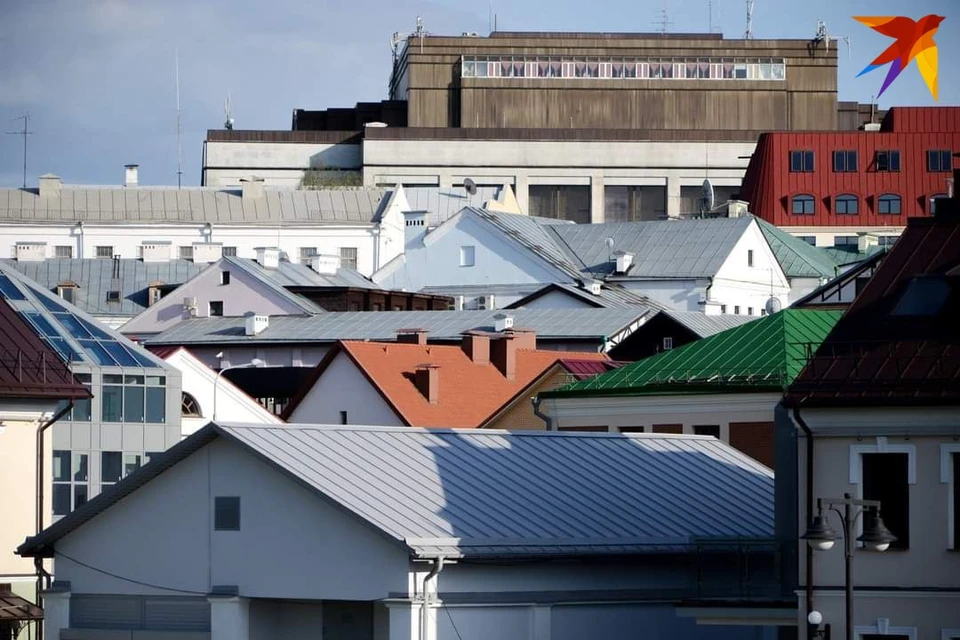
753, 217, 841, 279
225, 256, 378, 291
660, 310, 759, 338
144, 307, 653, 346
0, 185, 390, 225
546, 217, 754, 279
505, 282, 665, 310
0, 258, 205, 317
468, 208, 584, 279
402, 187, 505, 224
19, 423, 774, 560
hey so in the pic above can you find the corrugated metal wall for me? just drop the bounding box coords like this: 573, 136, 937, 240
70, 595, 210, 632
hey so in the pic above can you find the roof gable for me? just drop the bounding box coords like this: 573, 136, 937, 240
754, 217, 842, 279
545, 309, 842, 397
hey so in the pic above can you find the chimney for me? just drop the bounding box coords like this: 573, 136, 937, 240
505, 328, 537, 351
240, 176, 265, 201
244, 312, 269, 336
615, 251, 634, 274
193, 242, 223, 264
862, 123, 881, 132
414, 363, 440, 404
493, 313, 514, 333
14, 242, 47, 262
254, 247, 281, 269
461, 331, 490, 364
310, 254, 341, 275
38, 173, 61, 199
857, 233, 878, 253
124, 164, 139, 187
141, 241, 172, 263
490, 334, 517, 380
403, 211, 429, 248
397, 328, 428, 345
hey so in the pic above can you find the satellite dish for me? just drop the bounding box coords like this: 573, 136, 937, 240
699, 179, 716, 215
765, 296, 783, 315
463, 178, 478, 196
604, 237, 615, 249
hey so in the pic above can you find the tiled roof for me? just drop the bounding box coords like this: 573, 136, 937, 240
543, 309, 842, 397
754, 217, 842, 278
292, 340, 609, 427
0, 258, 205, 317
144, 307, 654, 346
0, 185, 390, 225
785, 215, 960, 407
0, 296, 91, 400
20, 423, 774, 560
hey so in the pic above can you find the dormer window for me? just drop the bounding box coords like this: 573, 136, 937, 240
57, 282, 77, 304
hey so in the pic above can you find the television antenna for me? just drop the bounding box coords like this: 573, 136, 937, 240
813, 19, 851, 61
744, 0, 754, 39
653, 8, 673, 34
224, 92, 235, 130
463, 177, 478, 196
698, 178, 716, 216
391, 15, 430, 63
708, 0, 722, 34
5, 114, 33, 189
175, 48, 183, 189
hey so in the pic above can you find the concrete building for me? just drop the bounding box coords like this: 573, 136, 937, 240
202, 31, 881, 222
18, 422, 783, 640
778, 210, 960, 639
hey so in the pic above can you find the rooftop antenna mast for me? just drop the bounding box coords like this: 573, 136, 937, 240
744, 0, 754, 39
654, 8, 673, 35
5, 114, 33, 189
175, 48, 183, 189
813, 19, 852, 61
414, 16, 425, 53
224, 92, 234, 130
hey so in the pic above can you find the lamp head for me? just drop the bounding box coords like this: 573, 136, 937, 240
857, 510, 897, 552
215, 351, 224, 359
802, 514, 839, 551
807, 610, 823, 626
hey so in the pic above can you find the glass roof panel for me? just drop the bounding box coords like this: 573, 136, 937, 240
0, 274, 26, 300
21, 311, 61, 338
78, 340, 118, 366
125, 345, 161, 369
46, 337, 85, 363
54, 313, 94, 340
101, 341, 139, 367
28, 286, 69, 312
75, 315, 114, 340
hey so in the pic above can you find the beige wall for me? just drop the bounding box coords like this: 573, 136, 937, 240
485, 368, 574, 430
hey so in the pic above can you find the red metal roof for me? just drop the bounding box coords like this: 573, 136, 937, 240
146, 345, 184, 360
0, 298, 91, 401
784, 214, 960, 407
557, 358, 627, 380
739, 107, 960, 227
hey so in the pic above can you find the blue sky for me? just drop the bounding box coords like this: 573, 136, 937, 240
0, 0, 955, 187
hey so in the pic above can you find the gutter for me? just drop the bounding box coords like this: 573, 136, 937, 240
420, 556, 446, 640
531, 396, 553, 431
36, 400, 75, 640
792, 407, 814, 620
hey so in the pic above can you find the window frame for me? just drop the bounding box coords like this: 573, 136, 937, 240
747, 249, 754, 267
178, 246, 194, 261
220, 271, 231, 286
208, 300, 224, 317
834, 194, 859, 215
54, 245, 73, 259
662, 336, 673, 351
95, 246, 114, 259
877, 193, 902, 215
214, 496, 241, 531
940, 445, 960, 550
339, 247, 358, 270
832, 150, 858, 172
875, 150, 901, 172
850, 442, 916, 550
791, 194, 816, 215
459, 245, 476, 267
181, 392, 202, 417
927, 149, 953, 173
789, 150, 815, 173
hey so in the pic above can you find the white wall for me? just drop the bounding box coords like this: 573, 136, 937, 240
287, 352, 402, 426
618, 279, 706, 312
510, 289, 594, 310
54, 437, 411, 600
711, 221, 790, 316
182, 345, 333, 371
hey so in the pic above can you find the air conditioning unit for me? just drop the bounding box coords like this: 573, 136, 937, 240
586, 281, 602, 296
476, 294, 496, 311
183, 296, 198, 317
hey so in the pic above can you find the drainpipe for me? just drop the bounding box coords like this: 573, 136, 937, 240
420, 557, 446, 640
793, 407, 814, 621
532, 396, 554, 431
35, 400, 74, 640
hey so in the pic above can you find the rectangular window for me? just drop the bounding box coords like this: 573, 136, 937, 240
927, 150, 952, 172
789, 150, 814, 172
339, 247, 358, 270
102, 384, 123, 422
720, 304, 727, 314
619, 426, 645, 433
875, 150, 901, 172
832, 150, 858, 172
146, 386, 166, 423
52, 485, 71, 516
215, 496, 241, 531
459, 245, 476, 267
178, 246, 194, 261
747, 249, 754, 267
834, 235, 858, 247
95, 246, 114, 259
101, 451, 122, 484
862, 453, 909, 549
123, 385, 145, 422
220, 271, 230, 285
124, 453, 142, 478
528, 185, 591, 223
222, 246, 237, 257
299, 247, 318, 264
734, 306, 740, 315
662, 337, 673, 351
799, 236, 816, 246
694, 425, 721, 438
209, 301, 224, 317
340, 410, 348, 425
53, 450, 71, 482
106, 290, 121, 303
55, 245, 73, 259
748, 307, 754, 315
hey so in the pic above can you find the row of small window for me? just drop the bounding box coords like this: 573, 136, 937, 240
790, 193, 952, 216
719, 305, 765, 316
797, 235, 898, 249
44, 246, 243, 259
790, 149, 953, 173
461, 56, 786, 81
298, 247, 358, 270
52, 450, 161, 515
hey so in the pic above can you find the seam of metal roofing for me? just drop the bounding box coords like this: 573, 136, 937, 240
754, 217, 840, 278
543, 309, 843, 397
222, 257, 325, 314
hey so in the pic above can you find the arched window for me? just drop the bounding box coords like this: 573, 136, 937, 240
930, 194, 948, 214
181, 392, 202, 417
878, 194, 901, 215
834, 194, 858, 215
791, 194, 815, 215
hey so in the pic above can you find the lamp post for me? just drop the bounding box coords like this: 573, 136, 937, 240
213, 356, 265, 421
801, 492, 897, 640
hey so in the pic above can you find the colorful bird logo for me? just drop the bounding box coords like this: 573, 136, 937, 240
853, 14, 944, 101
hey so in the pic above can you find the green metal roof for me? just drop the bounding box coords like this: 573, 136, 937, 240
542, 309, 843, 398
754, 217, 841, 279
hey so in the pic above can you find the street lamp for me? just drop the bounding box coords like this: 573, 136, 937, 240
213, 354, 265, 420
807, 610, 824, 640
801, 492, 897, 640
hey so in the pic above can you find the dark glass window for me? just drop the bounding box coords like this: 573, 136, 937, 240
52, 485, 71, 516
79, 340, 118, 366
798, 236, 816, 245
790, 150, 814, 172
52, 450, 71, 482
528, 185, 591, 223
74, 484, 88, 508
875, 150, 900, 172
103, 341, 139, 367
215, 496, 241, 531
146, 387, 166, 423
862, 453, 909, 549
832, 150, 857, 172
182, 393, 202, 417
931, 195, 949, 214
792, 195, 815, 215
878, 194, 901, 215
220, 271, 231, 285
927, 150, 953, 172
123, 386, 145, 422
101, 452, 122, 483
209, 301, 224, 317
102, 385, 123, 422
0, 274, 27, 300
694, 425, 721, 438
835, 195, 858, 215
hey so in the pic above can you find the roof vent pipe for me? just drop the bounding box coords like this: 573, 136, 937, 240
244, 312, 269, 336
124, 164, 139, 187
240, 175, 265, 201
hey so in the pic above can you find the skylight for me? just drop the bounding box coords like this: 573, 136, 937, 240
891, 276, 953, 316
